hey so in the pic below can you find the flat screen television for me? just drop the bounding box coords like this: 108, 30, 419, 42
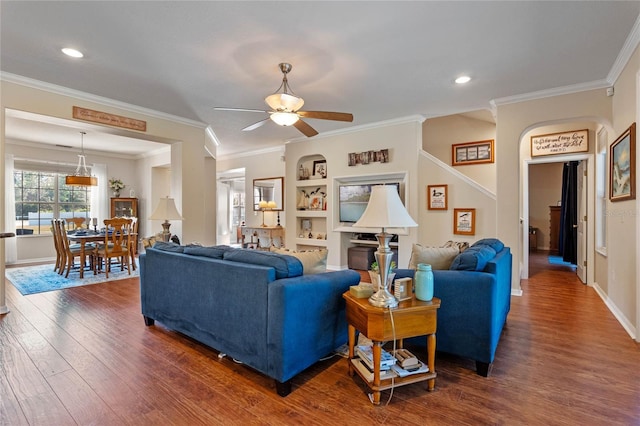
338, 183, 401, 223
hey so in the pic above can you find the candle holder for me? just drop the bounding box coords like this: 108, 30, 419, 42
92, 218, 98, 232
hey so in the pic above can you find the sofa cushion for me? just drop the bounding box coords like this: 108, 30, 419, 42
471, 238, 505, 253
223, 249, 303, 279
450, 245, 497, 271
408, 244, 459, 270
152, 241, 185, 253
270, 247, 328, 274
184, 245, 234, 259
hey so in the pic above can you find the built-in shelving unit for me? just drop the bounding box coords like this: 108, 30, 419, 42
295, 154, 328, 250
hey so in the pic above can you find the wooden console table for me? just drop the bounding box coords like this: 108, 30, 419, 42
343, 291, 440, 405
241, 226, 284, 249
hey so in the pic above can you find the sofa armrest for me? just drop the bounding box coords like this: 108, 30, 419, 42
267, 270, 360, 382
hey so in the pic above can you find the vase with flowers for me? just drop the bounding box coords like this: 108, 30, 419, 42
109, 178, 125, 197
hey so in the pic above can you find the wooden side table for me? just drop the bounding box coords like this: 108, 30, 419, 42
343, 291, 440, 405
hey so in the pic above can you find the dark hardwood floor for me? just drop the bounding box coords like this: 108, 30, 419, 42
1, 252, 639, 425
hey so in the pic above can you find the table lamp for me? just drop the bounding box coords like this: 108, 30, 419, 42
149, 196, 183, 242
258, 200, 269, 227
353, 185, 418, 308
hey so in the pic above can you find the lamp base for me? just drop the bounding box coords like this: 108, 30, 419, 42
161, 221, 171, 242
368, 288, 399, 308
367, 230, 398, 309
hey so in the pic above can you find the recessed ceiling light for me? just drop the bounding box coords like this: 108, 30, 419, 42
61, 48, 84, 58
455, 76, 471, 84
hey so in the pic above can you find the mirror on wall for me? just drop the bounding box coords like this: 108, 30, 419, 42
253, 177, 284, 211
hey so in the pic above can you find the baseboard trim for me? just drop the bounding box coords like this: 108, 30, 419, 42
591, 281, 637, 340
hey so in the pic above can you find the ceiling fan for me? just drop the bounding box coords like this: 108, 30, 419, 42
215, 63, 353, 137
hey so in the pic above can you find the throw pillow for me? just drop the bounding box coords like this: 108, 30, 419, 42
442, 240, 470, 252
408, 244, 459, 270
471, 238, 505, 253
449, 245, 496, 271
270, 247, 328, 274
142, 235, 157, 249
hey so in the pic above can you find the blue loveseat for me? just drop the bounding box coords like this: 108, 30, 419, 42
395, 239, 512, 376
139, 244, 360, 396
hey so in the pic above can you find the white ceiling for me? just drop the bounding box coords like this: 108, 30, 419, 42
2, 1, 639, 158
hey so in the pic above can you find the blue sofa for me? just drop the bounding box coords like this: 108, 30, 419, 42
395, 239, 512, 376
139, 244, 360, 396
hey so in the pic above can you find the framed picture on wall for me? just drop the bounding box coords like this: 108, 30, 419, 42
453, 208, 476, 235
452, 140, 494, 166
427, 184, 448, 210
609, 122, 636, 202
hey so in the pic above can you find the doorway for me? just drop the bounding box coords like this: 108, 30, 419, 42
216, 168, 245, 246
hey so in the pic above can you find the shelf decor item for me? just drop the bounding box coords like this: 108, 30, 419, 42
109, 178, 125, 197
354, 185, 417, 308
609, 122, 636, 202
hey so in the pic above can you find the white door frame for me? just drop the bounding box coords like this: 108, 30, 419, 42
521, 153, 594, 285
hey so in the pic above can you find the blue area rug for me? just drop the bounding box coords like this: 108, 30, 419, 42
6, 261, 139, 296
548, 255, 575, 266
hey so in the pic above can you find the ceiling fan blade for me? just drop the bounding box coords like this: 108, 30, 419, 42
242, 118, 270, 132
215, 107, 270, 113
293, 119, 318, 137
297, 110, 353, 122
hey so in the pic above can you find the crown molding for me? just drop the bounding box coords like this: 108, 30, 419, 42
217, 144, 284, 162
492, 79, 611, 107
286, 114, 427, 146
1, 72, 208, 129
420, 149, 496, 200
608, 14, 640, 84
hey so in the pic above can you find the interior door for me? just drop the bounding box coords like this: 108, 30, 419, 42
576, 160, 587, 283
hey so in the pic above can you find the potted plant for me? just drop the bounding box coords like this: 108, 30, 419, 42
109, 178, 125, 197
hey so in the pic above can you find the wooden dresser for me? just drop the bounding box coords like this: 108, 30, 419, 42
549, 206, 561, 254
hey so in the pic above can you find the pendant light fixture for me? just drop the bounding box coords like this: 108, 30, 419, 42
65, 131, 97, 186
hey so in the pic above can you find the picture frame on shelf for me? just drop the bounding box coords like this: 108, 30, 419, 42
453, 208, 476, 235
313, 160, 327, 178
452, 140, 494, 166
309, 195, 323, 210
609, 122, 636, 202
427, 184, 448, 210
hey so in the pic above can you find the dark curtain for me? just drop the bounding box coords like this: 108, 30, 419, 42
559, 161, 578, 264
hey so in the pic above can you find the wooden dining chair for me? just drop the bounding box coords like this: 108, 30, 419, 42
51, 219, 64, 274
57, 219, 94, 278
68, 217, 86, 230
128, 217, 139, 271
95, 217, 132, 278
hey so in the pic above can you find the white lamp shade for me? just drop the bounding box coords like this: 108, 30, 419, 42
270, 111, 299, 126
353, 185, 417, 230
265, 93, 304, 111
149, 197, 183, 221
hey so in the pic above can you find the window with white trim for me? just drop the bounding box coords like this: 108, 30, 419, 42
14, 169, 91, 235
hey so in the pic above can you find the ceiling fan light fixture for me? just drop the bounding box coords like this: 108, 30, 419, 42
270, 112, 299, 126
265, 93, 304, 111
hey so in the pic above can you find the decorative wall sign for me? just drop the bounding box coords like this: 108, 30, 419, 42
348, 149, 389, 166
609, 122, 636, 202
73, 106, 147, 132
427, 184, 448, 210
452, 140, 494, 166
530, 129, 588, 157
453, 208, 476, 235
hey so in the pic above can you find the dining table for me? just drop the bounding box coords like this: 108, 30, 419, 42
67, 230, 137, 278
